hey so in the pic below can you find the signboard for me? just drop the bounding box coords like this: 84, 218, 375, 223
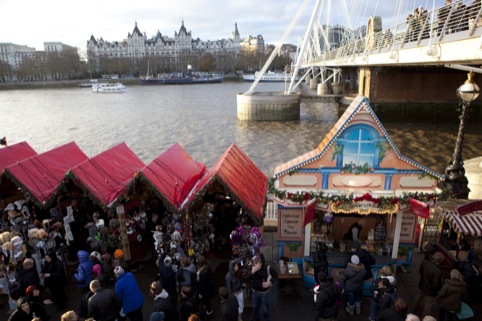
409, 198, 429, 219
374, 223, 387, 241
399, 212, 417, 242
457, 200, 482, 216
278, 209, 304, 241
116, 205, 131, 260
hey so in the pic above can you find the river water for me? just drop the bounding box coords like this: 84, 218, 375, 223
1, 82, 482, 177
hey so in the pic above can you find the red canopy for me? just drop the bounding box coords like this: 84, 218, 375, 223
140, 143, 206, 210
0, 142, 37, 174
68, 142, 145, 207
182, 144, 267, 223
4, 142, 88, 206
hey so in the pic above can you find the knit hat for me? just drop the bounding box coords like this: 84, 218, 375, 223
164, 256, 172, 267
90, 251, 102, 262
114, 265, 124, 277
92, 264, 102, 276
25, 285, 38, 297
114, 249, 124, 259
351, 255, 360, 265
17, 296, 28, 307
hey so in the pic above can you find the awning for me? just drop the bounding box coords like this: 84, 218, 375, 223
4, 142, 88, 206
182, 144, 268, 223
437, 200, 482, 237
0, 142, 37, 174
138, 143, 206, 211
67, 142, 145, 207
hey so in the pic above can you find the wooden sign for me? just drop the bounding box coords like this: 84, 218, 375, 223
278, 209, 304, 241
116, 205, 131, 260
374, 223, 387, 241
399, 212, 416, 242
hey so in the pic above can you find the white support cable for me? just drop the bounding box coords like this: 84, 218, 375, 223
244, 0, 311, 95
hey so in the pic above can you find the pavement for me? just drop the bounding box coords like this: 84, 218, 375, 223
2, 229, 482, 321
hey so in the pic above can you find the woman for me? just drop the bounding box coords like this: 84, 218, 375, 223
196, 255, 213, 317
225, 259, 244, 321
344, 254, 366, 316
73, 250, 93, 294
436, 269, 468, 321
369, 265, 396, 321
41, 250, 67, 309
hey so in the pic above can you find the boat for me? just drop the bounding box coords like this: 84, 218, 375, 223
140, 64, 223, 85
243, 71, 299, 82
80, 79, 98, 88
92, 83, 126, 93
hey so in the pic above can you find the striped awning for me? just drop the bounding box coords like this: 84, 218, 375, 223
438, 200, 482, 237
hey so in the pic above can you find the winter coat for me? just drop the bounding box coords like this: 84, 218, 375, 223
88, 288, 120, 321
42, 253, 66, 289
249, 263, 278, 293
153, 290, 177, 321
197, 265, 213, 300
376, 307, 406, 321
221, 295, 239, 321
15, 266, 40, 298
370, 275, 396, 298
115, 272, 145, 314
418, 258, 443, 296
177, 263, 197, 290
158, 262, 177, 302
458, 261, 480, 292
377, 286, 397, 312
315, 280, 336, 319
225, 260, 243, 294
73, 250, 93, 289
344, 262, 366, 292
353, 249, 376, 280
436, 278, 467, 312
179, 296, 198, 321
8, 300, 49, 321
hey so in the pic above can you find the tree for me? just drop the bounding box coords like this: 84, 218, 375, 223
199, 52, 215, 72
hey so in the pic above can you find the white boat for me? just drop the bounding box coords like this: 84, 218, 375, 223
92, 82, 126, 93
243, 71, 299, 82
80, 79, 98, 88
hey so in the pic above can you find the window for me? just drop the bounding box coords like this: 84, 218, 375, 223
336, 125, 381, 168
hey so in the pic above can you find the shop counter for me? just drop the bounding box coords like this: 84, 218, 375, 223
277, 262, 302, 280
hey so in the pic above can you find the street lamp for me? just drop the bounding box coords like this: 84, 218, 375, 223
444, 71, 480, 199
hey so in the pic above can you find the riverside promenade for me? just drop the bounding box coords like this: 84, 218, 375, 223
2, 228, 481, 321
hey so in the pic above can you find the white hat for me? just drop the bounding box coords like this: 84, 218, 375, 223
164, 256, 172, 266
114, 266, 125, 277
351, 255, 360, 265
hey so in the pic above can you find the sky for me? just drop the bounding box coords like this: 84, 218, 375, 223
0, 0, 447, 52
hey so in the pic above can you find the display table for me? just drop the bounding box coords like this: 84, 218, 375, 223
277, 262, 302, 279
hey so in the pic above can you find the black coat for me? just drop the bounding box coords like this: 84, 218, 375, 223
197, 266, 213, 300
153, 291, 177, 321
88, 288, 120, 321
179, 297, 198, 321
159, 265, 177, 301
376, 307, 406, 321
16, 267, 40, 297
418, 258, 443, 296
315, 280, 336, 319
8, 301, 49, 321
221, 295, 239, 321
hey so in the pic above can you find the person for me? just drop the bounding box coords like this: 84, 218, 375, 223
456, 250, 480, 301
8, 296, 49, 321
25, 285, 52, 307
73, 250, 93, 294
412, 251, 444, 318
78, 288, 94, 319
219, 286, 239, 321
225, 259, 244, 321
436, 269, 468, 321
247, 254, 277, 321
313, 243, 328, 283
196, 255, 213, 317
376, 298, 408, 321
41, 249, 67, 309
114, 266, 145, 321
369, 265, 396, 321
177, 256, 197, 294
187, 314, 201, 321
15, 258, 40, 300
61, 310, 78, 321
406, 314, 420, 321
376, 278, 397, 313
159, 255, 178, 306
343, 223, 361, 242
87, 279, 120, 321
314, 271, 336, 321
179, 285, 198, 321
351, 242, 376, 280
344, 254, 366, 316
437, 0, 453, 35
150, 281, 177, 321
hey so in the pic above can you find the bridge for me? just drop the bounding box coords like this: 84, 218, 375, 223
246, 0, 482, 96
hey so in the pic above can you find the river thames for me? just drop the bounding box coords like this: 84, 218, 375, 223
1, 82, 482, 177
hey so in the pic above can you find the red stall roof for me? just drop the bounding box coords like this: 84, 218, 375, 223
67, 142, 145, 207
139, 143, 206, 211
182, 144, 267, 223
4, 142, 88, 206
0, 142, 37, 174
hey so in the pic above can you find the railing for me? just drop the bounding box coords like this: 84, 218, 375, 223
300, 0, 482, 67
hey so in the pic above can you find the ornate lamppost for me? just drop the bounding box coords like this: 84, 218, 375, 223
444, 71, 480, 199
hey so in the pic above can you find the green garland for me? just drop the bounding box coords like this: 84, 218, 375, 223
285, 242, 302, 252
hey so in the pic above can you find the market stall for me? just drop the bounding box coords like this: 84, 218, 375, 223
273, 96, 441, 292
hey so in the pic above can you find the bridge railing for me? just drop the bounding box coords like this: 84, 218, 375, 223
303, 0, 482, 66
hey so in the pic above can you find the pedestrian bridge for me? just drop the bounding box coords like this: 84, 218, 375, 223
259, 0, 482, 95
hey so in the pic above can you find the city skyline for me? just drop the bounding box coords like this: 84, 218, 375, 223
1, 0, 448, 51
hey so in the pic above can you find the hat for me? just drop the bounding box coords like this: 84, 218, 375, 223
114, 266, 124, 277
432, 252, 444, 264
17, 296, 28, 307
164, 256, 172, 267
351, 255, 360, 265
90, 251, 102, 262
92, 264, 102, 276
114, 249, 124, 259
25, 285, 38, 297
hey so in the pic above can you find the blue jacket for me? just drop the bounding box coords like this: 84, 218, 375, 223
74, 250, 93, 288
115, 272, 144, 314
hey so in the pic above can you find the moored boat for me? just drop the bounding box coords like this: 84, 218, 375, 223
80, 79, 98, 88
243, 71, 299, 82
92, 83, 126, 93
140, 64, 223, 85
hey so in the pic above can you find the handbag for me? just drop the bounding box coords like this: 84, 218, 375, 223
456, 302, 474, 320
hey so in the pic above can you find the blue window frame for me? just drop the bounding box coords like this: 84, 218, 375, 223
335, 125, 381, 168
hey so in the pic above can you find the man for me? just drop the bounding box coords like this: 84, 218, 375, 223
114, 266, 144, 321
88, 279, 120, 321
314, 272, 336, 321
247, 254, 277, 321
15, 258, 40, 299
412, 251, 444, 318
8, 297, 48, 321
219, 286, 239, 321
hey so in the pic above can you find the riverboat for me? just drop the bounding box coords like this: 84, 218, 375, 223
80, 79, 98, 88
140, 73, 223, 85
243, 71, 299, 82
92, 83, 126, 93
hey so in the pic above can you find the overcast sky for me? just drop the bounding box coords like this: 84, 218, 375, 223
0, 0, 447, 51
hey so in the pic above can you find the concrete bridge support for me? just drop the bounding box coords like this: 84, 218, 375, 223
236, 92, 301, 121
